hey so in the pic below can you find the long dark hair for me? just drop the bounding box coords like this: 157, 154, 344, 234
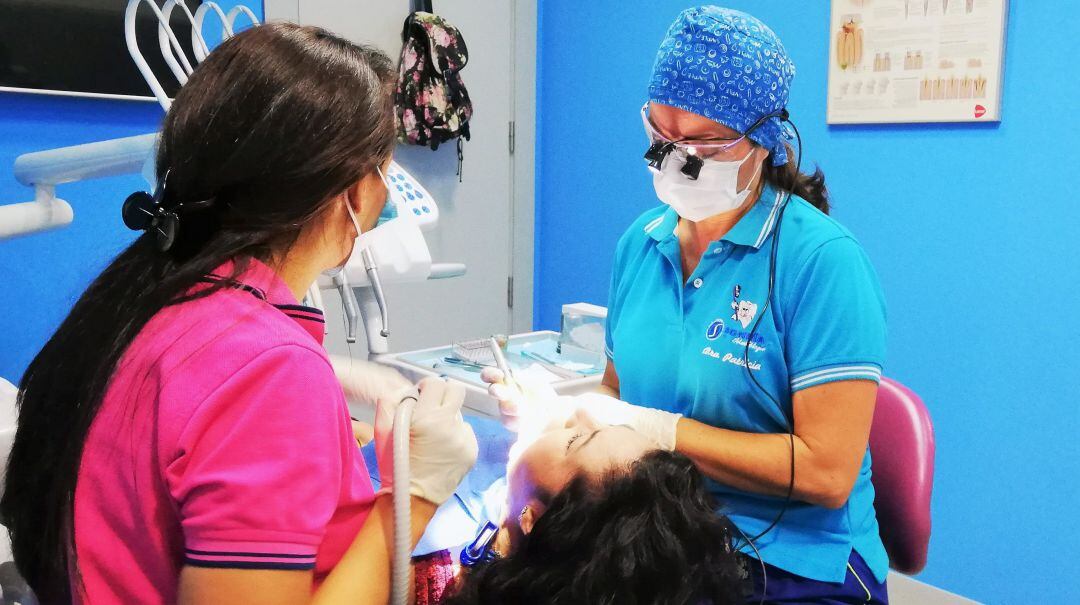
444, 450, 746, 605
763, 141, 830, 214
0, 23, 396, 601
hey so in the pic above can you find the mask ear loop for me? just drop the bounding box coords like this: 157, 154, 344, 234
355, 165, 394, 238
344, 199, 363, 239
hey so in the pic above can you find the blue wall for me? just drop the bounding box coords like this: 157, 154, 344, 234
0, 1, 262, 384
536, 2, 1078, 603
0, 96, 158, 382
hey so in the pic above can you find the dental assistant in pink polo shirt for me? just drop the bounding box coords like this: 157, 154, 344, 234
1, 23, 478, 605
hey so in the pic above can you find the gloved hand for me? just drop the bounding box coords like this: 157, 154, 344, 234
570, 392, 682, 451
480, 368, 682, 450
479, 367, 570, 434
373, 377, 479, 505
330, 355, 412, 407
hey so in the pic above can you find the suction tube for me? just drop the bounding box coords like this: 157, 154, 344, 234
391, 393, 417, 605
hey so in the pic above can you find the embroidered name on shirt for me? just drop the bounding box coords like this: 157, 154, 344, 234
702, 346, 762, 370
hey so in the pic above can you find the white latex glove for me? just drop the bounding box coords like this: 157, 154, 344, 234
330, 355, 411, 407
373, 377, 478, 505
570, 392, 682, 451
480, 367, 572, 435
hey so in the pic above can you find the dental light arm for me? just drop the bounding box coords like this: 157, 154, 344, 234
0, 134, 159, 239
2, 2, 257, 241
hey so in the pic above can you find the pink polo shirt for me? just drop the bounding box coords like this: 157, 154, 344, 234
72, 259, 375, 603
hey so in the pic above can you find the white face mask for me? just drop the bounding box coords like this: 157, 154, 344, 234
322, 196, 365, 278
652, 147, 763, 222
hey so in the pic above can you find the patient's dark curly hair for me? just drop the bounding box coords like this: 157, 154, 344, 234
443, 450, 745, 605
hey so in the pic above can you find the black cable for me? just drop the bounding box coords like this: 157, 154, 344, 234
732, 117, 803, 554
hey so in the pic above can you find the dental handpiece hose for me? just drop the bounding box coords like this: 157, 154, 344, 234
391, 392, 417, 605
361, 248, 389, 338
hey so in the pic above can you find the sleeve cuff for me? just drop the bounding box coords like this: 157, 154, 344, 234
790, 363, 882, 392
184, 539, 318, 571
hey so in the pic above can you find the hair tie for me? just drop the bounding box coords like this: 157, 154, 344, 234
121, 170, 214, 252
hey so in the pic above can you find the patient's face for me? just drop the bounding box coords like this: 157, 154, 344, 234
506, 408, 654, 525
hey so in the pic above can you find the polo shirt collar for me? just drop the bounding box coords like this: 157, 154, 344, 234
645, 185, 785, 250
644, 207, 680, 242
207, 258, 326, 345
722, 186, 785, 249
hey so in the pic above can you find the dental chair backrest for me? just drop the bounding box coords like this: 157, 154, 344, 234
868, 377, 935, 575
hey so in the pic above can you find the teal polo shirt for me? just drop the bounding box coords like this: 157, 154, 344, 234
604, 186, 889, 584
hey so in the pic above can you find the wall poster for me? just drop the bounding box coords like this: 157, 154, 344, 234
826, 0, 1008, 124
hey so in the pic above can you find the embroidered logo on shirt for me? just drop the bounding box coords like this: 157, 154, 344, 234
730, 284, 758, 329
705, 319, 726, 341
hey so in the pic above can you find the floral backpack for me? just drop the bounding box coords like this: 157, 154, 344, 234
395, 11, 473, 161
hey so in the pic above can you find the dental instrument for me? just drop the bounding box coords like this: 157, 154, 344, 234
439, 357, 486, 372
488, 336, 515, 384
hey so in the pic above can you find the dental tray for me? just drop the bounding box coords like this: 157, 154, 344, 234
383, 331, 605, 417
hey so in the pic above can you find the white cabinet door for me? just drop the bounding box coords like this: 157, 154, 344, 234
269, 0, 522, 356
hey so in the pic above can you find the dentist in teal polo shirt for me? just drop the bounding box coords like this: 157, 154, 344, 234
491, 6, 891, 604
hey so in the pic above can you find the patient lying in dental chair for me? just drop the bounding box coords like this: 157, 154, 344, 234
362, 404, 746, 604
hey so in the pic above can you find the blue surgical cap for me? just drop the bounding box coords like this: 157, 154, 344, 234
648, 6, 796, 166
